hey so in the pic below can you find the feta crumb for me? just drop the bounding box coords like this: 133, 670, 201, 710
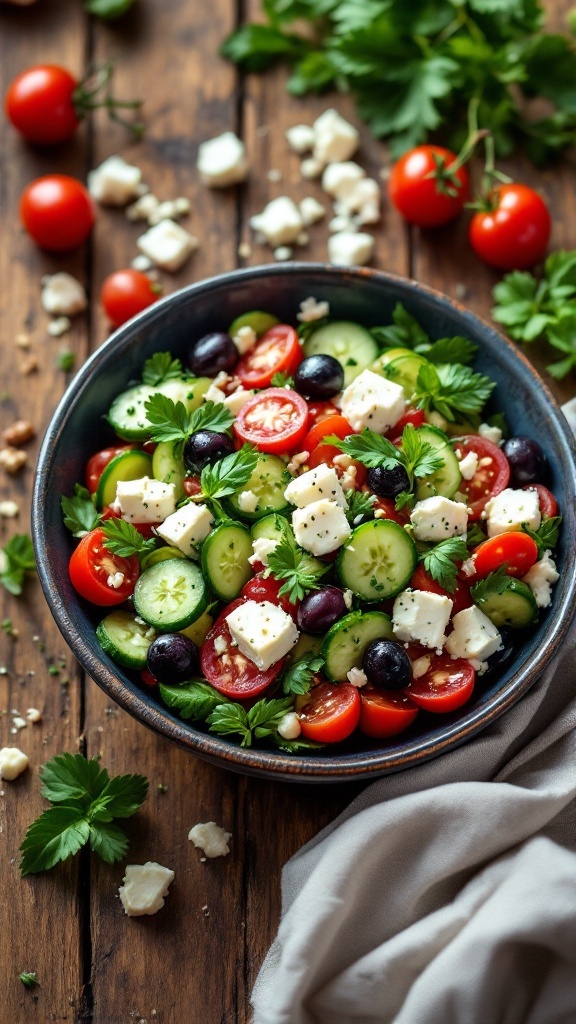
478, 423, 503, 445
285, 124, 315, 154
137, 219, 198, 272
277, 712, 301, 740
188, 821, 231, 858
458, 450, 479, 481
522, 549, 559, 608
41, 273, 87, 317
347, 667, 368, 687
461, 557, 477, 578
238, 241, 252, 258
248, 536, 277, 568
197, 131, 249, 188
300, 157, 324, 179
0, 747, 29, 780
106, 571, 125, 589
328, 231, 374, 267
119, 862, 174, 916
250, 196, 304, 248
131, 254, 154, 272
47, 316, 72, 337
88, 155, 143, 206
214, 636, 228, 656
343, 589, 353, 610
232, 325, 257, 355
312, 108, 360, 164
299, 196, 326, 226
297, 297, 330, 323
126, 193, 160, 222
12, 716, 27, 731
0, 500, 19, 518
410, 655, 431, 680
329, 215, 355, 234
238, 489, 259, 514
267, 168, 282, 183
274, 246, 292, 261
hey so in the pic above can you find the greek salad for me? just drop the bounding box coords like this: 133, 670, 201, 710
61, 299, 562, 753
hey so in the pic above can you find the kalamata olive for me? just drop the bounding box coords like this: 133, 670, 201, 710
146, 633, 198, 685
293, 354, 344, 400
184, 429, 234, 474
362, 639, 412, 690
367, 464, 411, 498
189, 332, 238, 376
297, 586, 348, 634
481, 627, 518, 678
503, 436, 547, 486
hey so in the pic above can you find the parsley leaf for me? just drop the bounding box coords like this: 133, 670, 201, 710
19, 972, 39, 989
370, 303, 430, 350
419, 537, 468, 593
423, 336, 478, 366
20, 754, 148, 875
61, 484, 101, 538
100, 518, 157, 559
159, 680, 229, 720
206, 703, 251, 745
144, 393, 191, 444
141, 352, 183, 386
414, 363, 495, 422
206, 695, 294, 746
270, 372, 295, 387
281, 651, 325, 696
522, 515, 562, 556
344, 488, 376, 524
265, 533, 330, 603
249, 696, 295, 739
470, 565, 510, 604
199, 444, 259, 501
466, 522, 486, 548
327, 424, 445, 501
0, 534, 36, 596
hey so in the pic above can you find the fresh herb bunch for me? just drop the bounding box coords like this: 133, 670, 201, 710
492, 251, 576, 379
222, 0, 576, 162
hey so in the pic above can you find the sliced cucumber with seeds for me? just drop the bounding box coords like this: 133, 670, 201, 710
337, 519, 417, 601
152, 440, 186, 501
134, 559, 207, 631
321, 610, 393, 682
228, 310, 279, 338
201, 522, 253, 601
225, 453, 291, 521
251, 513, 292, 545
96, 611, 156, 670
108, 376, 211, 441
380, 352, 430, 397
303, 321, 378, 387
371, 347, 414, 371
473, 577, 538, 628
95, 449, 153, 510
414, 424, 462, 500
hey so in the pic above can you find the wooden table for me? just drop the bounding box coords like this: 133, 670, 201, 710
0, 2, 572, 1021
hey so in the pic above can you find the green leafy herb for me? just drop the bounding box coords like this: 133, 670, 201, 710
419, 537, 468, 593
266, 533, 330, 603
423, 336, 478, 366
199, 444, 259, 501
281, 651, 325, 696
522, 515, 562, 556
158, 680, 229, 720
414, 363, 495, 422
144, 395, 234, 459
61, 485, 101, 538
100, 518, 157, 559
207, 696, 294, 747
19, 972, 39, 990
142, 352, 184, 387
470, 564, 510, 604
344, 488, 376, 524
57, 349, 75, 373
222, 0, 576, 163
466, 522, 486, 548
371, 303, 429, 351
0, 534, 36, 596
272, 736, 326, 754
271, 371, 295, 387
20, 753, 147, 875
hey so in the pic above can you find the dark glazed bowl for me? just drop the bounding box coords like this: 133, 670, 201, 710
32, 265, 576, 782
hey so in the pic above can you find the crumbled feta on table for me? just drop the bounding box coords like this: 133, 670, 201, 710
189, 822, 232, 858
285, 124, 316, 154
312, 109, 360, 164
250, 196, 304, 248
299, 197, 326, 226
197, 131, 249, 188
327, 231, 374, 267
41, 273, 87, 317
0, 746, 29, 780
137, 219, 198, 272
119, 862, 174, 916
88, 155, 143, 206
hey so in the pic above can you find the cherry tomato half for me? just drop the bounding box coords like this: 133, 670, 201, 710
5, 65, 80, 144
20, 174, 95, 252
472, 532, 538, 579
301, 414, 353, 454
236, 325, 302, 389
200, 599, 284, 699
524, 483, 558, 519
68, 527, 139, 606
234, 388, 308, 454
298, 682, 361, 744
307, 401, 338, 426
406, 654, 475, 713
183, 475, 202, 497
469, 184, 551, 271
370, 496, 410, 527
86, 445, 134, 493
388, 145, 470, 228
409, 563, 473, 615
385, 407, 426, 440
455, 435, 510, 520
101, 269, 160, 327
240, 573, 298, 619
359, 688, 419, 738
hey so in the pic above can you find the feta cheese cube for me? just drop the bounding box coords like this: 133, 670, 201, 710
126, 193, 159, 222
410, 496, 468, 541
232, 325, 257, 355
119, 862, 174, 916
0, 746, 29, 780
137, 219, 198, 272
322, 161, 365, 198
41, 273, 87, 316
478, 422, 503, 445
347, 667, 368, 687
248, 536, 278, 568
485, 487, 541, 537
238, 489, 259, 514
299, 197, 326, 226
197, 131, 249, 188
115, 477, 176, 524
292, 498, 351, 556
225, 600, 298, 670
340, 369, 405, 434
250, 196, 304, 247
88, 155, 143, 206
203, 382, 227, 405
458, 450, 479, 481
284, 464, 348, 509
188, 821, 232, 858
328, 231, 374, 267
297, 296, 330, 322
312, 109, 360, 164
445, 605, 502, 661
285, 124, 315, 154
156, 502, 213, 556
300, 158, 324, 179
392, 589, 453, 651
522, 549, 559, 608
276, 712, 302, 740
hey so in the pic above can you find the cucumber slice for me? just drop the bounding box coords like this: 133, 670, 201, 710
473, 577, 538, 628
108, 377, 211, 441
414, 424, 462, 501
141, 546, 187, 570
303, 321, 379, 387
321, 610, 394, 682
95, 449, 153, 510
250, 513, 292, 545
380, 352, 430, 397
286, 632, 323, 665
337, 519, 417, 601
201, 522, 253, 601
134, 560, 207, 631
152, 440, 186, 501
96, 611, 156, 670
228, 310, 279, 337
371, 347, 414, 372
225, 453, 291, 521
157, 377, 211, 413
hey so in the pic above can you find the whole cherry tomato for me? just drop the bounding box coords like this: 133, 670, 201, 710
388, 145, 470, 228
469, 184, 551, 271
101, 270, 160, 327
20, 174, 95, 251
5, 65, 79, 144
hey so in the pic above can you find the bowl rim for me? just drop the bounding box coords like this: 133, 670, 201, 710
32, 262, 576, 782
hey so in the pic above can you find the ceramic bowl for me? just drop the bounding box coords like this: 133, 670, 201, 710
32, 264, 576, 782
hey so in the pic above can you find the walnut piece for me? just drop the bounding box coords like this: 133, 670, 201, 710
2, 420, 35, 446
0, 447, 27, 474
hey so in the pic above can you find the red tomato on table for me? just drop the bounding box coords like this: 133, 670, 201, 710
234, 388, 308, 454
20, 174, 95, 251
236, 325, 302, 389
388, 145, 470, 228
200, 599, 284, 699
5, 65, 80, 144
68, 527, 139, 606
455, 435, 510, 520
298, 682, 361, 743
469, 184, 551, 271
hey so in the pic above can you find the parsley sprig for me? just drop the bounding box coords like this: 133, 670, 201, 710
159, 680, 229, 720
100, 518, 157, 559
470, 565, 510, 604
20, 754, 148, 876
184, 444, 259, 520
522, 516, 562, 557
281, 651, 325, 696
0, 534, 36, 596
413, 363, 495, 422
61, 484, 101, 538
265, 533, 330, 603
207, 696, 295, 747
141, 352, 184, 387
19, 972, 39, 990
144, 395, 235, 457
419, 537, 468, 593
344, 488, 377, 524
371, 305, 478, 366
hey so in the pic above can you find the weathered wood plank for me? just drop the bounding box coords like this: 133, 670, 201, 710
0, 3, 88, 1021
